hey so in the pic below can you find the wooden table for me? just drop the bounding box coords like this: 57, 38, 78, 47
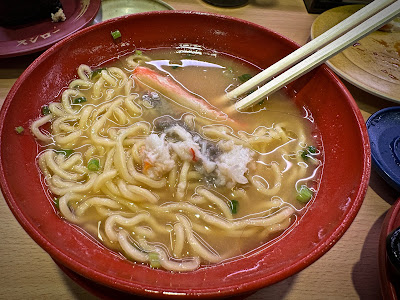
0, 0, 398, 299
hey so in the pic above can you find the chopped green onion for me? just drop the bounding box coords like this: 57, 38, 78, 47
15, 126, 24, 134
135, 50, 143, 55
53, 197, 60, 208
111, 30, 121, 40
72, 96, 87, 104
238, 73, 252, 82
301, 145, 318, 160
228, 199, 239, 214
307, 145, 317, 153
148, 252, 161, 268
91, 68, 106, 79
41, 105, 51, 115
55, 149, 74, 157
88, 158, 100, 171
297, 186, 313, 203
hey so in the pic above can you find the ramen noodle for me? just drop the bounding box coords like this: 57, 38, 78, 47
31, 46, 322, 272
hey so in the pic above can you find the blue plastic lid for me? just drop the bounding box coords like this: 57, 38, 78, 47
367, 107, 400, 192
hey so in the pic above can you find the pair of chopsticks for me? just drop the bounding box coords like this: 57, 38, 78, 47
230, 0, 400, 110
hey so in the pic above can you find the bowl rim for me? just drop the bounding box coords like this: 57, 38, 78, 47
0, 10, 371, 298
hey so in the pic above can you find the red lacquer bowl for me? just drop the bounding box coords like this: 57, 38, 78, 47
0, 11, 371, 299
380, 197, 400, 300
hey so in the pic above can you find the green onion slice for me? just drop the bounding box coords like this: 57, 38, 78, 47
297, 186, 313, 203
111, 30, 121, 40
91, 68, 106, 79
148, 252, 161, 268
15, 126, 24, 134
88, 158, 100, 171
228, 199, 239, 214
53, 197, 60, 208
238, 73, 252, 82
41, 105, 51, 115
72, 96, 87, 104
301, 145, 318, 160
55, 149, 74, 157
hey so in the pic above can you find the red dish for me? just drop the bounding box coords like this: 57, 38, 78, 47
380, 197, 400, 300
0, 0, 100, 58
0, 11, 371, 298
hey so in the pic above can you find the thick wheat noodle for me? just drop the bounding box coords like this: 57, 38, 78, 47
42, 151, 84, 181
49, 174, 98, 195
95, 206, 133, 218
259, 217, 292, 238
51, 175, 75, 188
197, 187, 232, 219
118, 230, 149, 262
89, 99, 124, 147
162, 202, 291, 230
48, 102, 66, 117
52, 115, 78, 135
117, 179, 142, 200
31, 115, 53, 143
69, 79, 93, 89
151, 244, 201, 272
78, 105, 94, 129
104, 181, 122, 197
177, 214, 221, 263
77, 64, 92, 80
125, 54, 152, 69
114, 123, 151, 181
58, 192, 82, 222
54, 130, 82, 146
202, 126, 247, 146
61, 89, 80, 114
187, 171, 202, 181
168, 164, 178, 188
126, 151, 167, 188
190, 221, 259, 238
108, 67, 128, 87
127, 185, 159, 203
189, 195, 206, 205
93, 170, 118, 192
251, 162, 282, 196
131, 140, 145, 164
124, 79, 135, 96
173, 222, 185, 258
113, 106, 129, 125
100, 69, 117, 87
58, 121, 76, 132
52, 152, 85, 177
75, 197, 121, 216
105, 212, 149, 242
124, 94, 142, 115
52, 119, 78, 138
92, 76, 105, 99
176, 161, 190, 200
84, 146, 96, 162
99, 186, 139, 212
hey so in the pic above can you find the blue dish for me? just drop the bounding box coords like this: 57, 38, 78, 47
367, 107, 400, 192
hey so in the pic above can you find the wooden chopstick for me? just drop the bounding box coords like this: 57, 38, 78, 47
231, 0, 400, 111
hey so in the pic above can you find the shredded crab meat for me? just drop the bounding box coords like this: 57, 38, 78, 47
140, 125, 254, 187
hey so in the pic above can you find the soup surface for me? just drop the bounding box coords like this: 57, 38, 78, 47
31, 45, 322, 272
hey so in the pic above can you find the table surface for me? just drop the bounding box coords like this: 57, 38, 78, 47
0, 0, 398, 299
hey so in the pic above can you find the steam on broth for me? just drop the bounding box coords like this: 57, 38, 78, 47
31, 46, 322, 272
